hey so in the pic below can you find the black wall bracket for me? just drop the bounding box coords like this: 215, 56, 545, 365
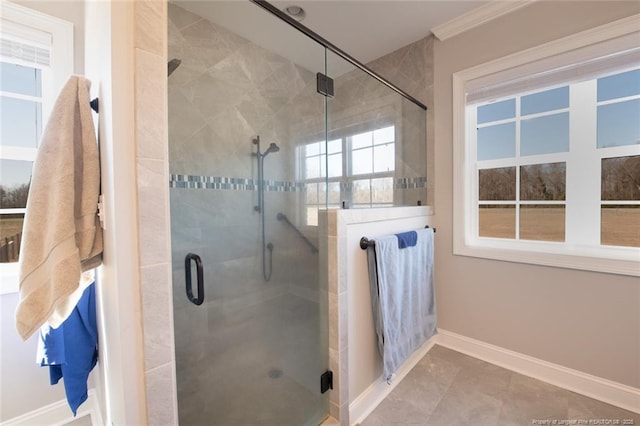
320, 370, 333, 394
317, 73, 334, 97
90, 97, 99, 113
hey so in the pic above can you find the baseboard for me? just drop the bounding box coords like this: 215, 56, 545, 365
1, 388, 103, 426
349, 330, 639, 424
436, 329, 640, 414
349, 336, 437, 426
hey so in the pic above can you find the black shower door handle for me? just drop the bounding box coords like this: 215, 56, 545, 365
185, 253, 204, 305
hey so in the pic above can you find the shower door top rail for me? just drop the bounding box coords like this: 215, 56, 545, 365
250, 0, 428, 111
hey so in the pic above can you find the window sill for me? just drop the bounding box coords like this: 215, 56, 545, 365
454, 237, 640, 277
0, 263, 19, 294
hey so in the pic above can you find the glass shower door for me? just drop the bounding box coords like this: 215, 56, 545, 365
168, 2, 329, 424
324, 50, 427, 210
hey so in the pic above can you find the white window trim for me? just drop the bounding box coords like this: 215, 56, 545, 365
299, 122, 397, 227
0, 1, 74, 294
452, 14, 640, 277
1, 1, 73, 116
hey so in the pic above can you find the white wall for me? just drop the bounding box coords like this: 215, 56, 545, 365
434, 1, 640, 389
1, 1, 149, 423
323, 206, 434, 424
346, 208, 435, 400
84, 0, 147, 424
0, 1, 86, 421
0, 293, 67, 421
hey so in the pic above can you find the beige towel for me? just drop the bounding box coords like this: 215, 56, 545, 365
15, 75, 103, 340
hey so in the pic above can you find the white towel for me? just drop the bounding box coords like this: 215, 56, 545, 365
367, 228, 436, 382
16, 75, 102, 340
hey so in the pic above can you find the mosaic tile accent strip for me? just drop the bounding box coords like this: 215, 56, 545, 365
170, 174, 427, 191
395, 176, 427, 189
339, 177, 427, 191
169, 174, 304, 192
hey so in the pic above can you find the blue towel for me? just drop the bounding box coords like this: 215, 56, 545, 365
395, 230, 417, 248
37, 282, 98, 416
367, 228, 436, 382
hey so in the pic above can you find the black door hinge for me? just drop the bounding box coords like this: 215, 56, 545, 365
320, 370, 333, 394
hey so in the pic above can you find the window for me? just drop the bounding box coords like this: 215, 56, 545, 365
0, 63, 43, 263
453, 15, 640, 276
597, 70, 640, 248
302, 138, 342, 227
299, 125, 395, 226
0, 2, 73, 289
476, 88, 569, 242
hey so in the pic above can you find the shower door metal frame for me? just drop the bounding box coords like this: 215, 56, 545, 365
249, 0, 427, 111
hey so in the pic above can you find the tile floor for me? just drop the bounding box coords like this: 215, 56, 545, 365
362, 345, 639, 426
175, 293, 326, 425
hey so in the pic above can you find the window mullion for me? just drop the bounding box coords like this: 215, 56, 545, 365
565, 80, 600, 246
515, 96, 521, 240
0, 91, 43, 103
344, 136, 353, 207
0, 146, 38, 161
467, 105, 480, 240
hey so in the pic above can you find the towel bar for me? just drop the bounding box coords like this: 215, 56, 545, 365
360, 226, 435, 250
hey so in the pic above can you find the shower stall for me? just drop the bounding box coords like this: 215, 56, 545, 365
167, 1, 427, 424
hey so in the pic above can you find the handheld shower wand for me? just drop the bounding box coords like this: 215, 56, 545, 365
253, 136, 280, 282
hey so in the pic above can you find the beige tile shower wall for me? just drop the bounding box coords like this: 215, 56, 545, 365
167, 3, 324, 315
167, 2, 322, 182
133, 1, 178, 425
330, 37, 435, 206
368, 37, 433, 207
321, 209, 349, 424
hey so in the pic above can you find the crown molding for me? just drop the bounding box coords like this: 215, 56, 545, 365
431, 0, 537, 41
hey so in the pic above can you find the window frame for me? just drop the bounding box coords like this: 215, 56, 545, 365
473, 86, 571, 243
298, 121, 397, 227
0, 1, 73, 294
453, 14, 640, 277
347, 125, 396, 209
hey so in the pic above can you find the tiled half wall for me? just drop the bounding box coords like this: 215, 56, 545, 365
130, 1, 433, 424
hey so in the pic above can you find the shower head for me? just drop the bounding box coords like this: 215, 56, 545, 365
168, 58, 182, 77
264, 143, 280, 156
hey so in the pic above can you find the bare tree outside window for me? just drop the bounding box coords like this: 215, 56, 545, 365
520, 163, 566, 201
1, 61, 42, 263
601, 155, 640, 247
479, 167, 516, 200
601, 156, 640, 201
